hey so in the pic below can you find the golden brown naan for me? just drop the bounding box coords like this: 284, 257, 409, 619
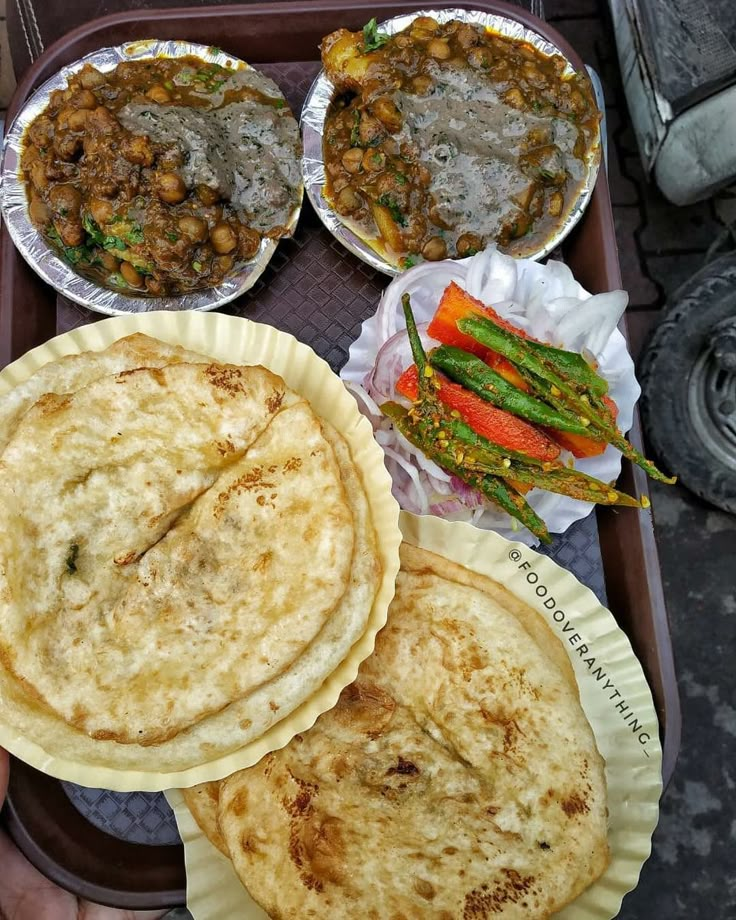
183, 782, 228, 857
218, 544, 609, 919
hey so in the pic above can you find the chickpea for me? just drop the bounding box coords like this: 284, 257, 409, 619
210, 222, 237, 254
216, 254, 234, 272
332, 174, 349, 194
429, 204, 452, 230
89, 197, 113, 225
412, 75, 432, 95
156, 172, 187, 204
55, 219, 84, 247
237, 225, 261, 260
381, 137, 400, 157
456, 232, 483, 257
79, 67, 106, 89
28, 116, 54, 149
83, 133, 103, 157
336, 186, 361, 215
427, 39, 451, 60
30, 159, 49, 191
49, 183, 82, 216
468, 47, 492, 69
371, 97, 402, 132
99, 250, 119, 271
122, 134, 154, 167
456, 24, 480, 49
411, 16, 439, 32
146, 84, 172, 104
71, 89, 97, 110
178, 215, 208, 242
341, 147, 364, 174
362, 148, 386, 172
120, 261, 144, 287
87, 106, 118, 134
95, 178, 120, 199
358, 113, 383, 147
422, 236, 448, 261
53, 133, 83, 161
46, 161, 77, 182
374, 172, 403, 199
29, 194, 51, 226
504, 87, 527, 110
410, 26, 435, 43
67, 109, 90, 131
197, 184, 220, 206
54, 106, 75, 130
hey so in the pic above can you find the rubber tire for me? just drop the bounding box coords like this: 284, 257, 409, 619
639, 252, 736, 514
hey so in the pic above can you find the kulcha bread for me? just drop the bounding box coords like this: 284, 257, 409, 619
183, 782, 228, 857
0, 333, 208, 451
182, 424, 382, 852
217, 544, 609, 919
0, 351, 381, 772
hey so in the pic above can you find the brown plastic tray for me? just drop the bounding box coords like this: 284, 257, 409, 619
0, 0, 680, 910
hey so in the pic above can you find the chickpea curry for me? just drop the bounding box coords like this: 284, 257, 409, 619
321, 18, 600, 268
21, 55, 301, 296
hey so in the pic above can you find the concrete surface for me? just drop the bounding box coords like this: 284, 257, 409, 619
623, 485, 736, 917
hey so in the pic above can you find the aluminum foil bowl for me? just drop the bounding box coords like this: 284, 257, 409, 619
301, 8, 602, 276
0, 40, 303, 315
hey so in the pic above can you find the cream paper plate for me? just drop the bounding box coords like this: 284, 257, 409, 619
0, 311, 401, 791
170, 512, 661, 920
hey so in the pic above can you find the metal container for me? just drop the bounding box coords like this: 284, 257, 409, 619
301, 6, 602, 274
0, 39, 302, 315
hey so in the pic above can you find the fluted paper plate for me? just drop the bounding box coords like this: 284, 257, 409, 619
0, 311, 401, 791
171, 512, 661, 920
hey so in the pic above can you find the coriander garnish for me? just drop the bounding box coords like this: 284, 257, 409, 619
65, 543, 79, 574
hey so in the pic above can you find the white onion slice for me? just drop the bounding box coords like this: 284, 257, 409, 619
555, 289, 629, 355
382, 446, 430, 514
365, 324, 432, 403
344, 381, 382, 424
